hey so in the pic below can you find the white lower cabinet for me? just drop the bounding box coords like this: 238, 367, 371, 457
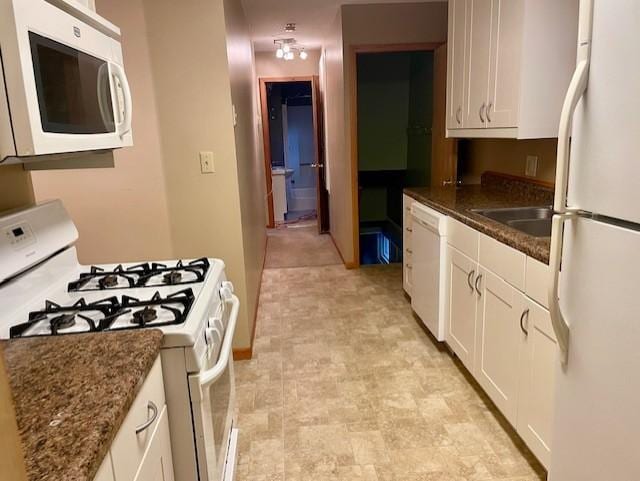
445, 246, 478, 373
94, 454, 115, 481
94, 356, 175, 481
474, 268, 524, 425
134, 406, 175, 481
443, 218, 557, 469
517, 298, 557, 469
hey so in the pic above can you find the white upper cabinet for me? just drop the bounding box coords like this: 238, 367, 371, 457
446, 0, 468, 129
446, 0, 579, 138
464, 0, 492, 129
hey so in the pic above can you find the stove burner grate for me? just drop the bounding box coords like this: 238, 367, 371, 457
10, 289, 195, 338
67, 258, 210, 292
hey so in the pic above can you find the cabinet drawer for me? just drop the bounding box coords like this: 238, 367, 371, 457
447, 218, 479, 261
479, 234, 526, 291
525, 257, 550, 309
111, 356, 166, 481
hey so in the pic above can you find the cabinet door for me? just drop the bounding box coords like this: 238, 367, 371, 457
474, 268, 522, 424
93, 454, 115, 481
517, 299, 557, 469
486, 0, 523, 128
464, 0, 492, 128
135, 406, 175, 481
446, 0, 468, 129
446, 246, 478, 372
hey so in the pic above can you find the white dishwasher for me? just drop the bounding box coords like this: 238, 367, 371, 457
410, 202, 448, 341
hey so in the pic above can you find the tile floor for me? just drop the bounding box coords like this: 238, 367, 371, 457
235, 231, 545, 481
264, 223, 342, 269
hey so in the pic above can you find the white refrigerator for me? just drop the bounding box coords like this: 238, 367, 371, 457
548, 1, 640, 480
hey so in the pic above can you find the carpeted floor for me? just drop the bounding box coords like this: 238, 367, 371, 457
234, 227, 545, 480
264, 222, 343, 269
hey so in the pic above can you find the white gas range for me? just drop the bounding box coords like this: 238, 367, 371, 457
0, 200, 239, 481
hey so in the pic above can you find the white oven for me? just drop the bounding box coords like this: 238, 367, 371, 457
0, 0, 132, 163
188, 285, 239, 481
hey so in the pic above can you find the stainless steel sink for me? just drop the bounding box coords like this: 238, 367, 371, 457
471, 206, 553, 237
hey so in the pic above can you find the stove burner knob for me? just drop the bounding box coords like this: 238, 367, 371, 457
205, 326, 221, 347
220, 282, 234, 302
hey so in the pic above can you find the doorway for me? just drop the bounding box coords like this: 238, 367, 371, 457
351, 44, 455, 266
259, 76, 329, 232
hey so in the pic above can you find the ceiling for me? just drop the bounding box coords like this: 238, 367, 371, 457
241, 0, 445, 52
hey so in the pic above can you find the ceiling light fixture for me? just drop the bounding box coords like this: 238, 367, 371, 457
299, 50, 308, 60
284, 51, 294, 61
285, 23, 296, 33
276, 48, 284, 58
273, 38, 306, 61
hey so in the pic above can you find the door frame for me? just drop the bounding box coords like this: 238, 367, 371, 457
349, 42, 444, 267
258, 76, 327, 230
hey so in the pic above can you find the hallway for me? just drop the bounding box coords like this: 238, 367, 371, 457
234, 228, 545, 481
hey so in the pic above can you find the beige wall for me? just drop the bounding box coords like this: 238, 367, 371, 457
144, 0, 262, 349
223, 0, 267, 349
324, 2, 449, 264
322, 10, 350, 263
28, 0, 263, 350
255, 49, 321, 78
30, 0, 174, 264
461, 139, 557, 184
0, 165, 34, 212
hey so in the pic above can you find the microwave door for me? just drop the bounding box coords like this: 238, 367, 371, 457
29, 32, 116, 136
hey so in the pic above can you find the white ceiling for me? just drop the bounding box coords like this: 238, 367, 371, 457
241, 0, 445, 52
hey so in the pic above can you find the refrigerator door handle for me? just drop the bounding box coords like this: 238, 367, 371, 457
553, 59, 590, 213
548, 213, 575, 365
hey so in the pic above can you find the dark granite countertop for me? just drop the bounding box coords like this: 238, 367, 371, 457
404, 173, 553, 264
2, 329, 164, 481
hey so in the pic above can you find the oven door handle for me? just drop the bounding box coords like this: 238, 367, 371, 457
199, 294, 239, 388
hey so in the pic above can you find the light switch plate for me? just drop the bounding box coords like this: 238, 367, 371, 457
525, 155, 538, 177
199, 151, 215, 174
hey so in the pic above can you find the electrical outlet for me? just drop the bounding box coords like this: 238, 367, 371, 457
525, 155, 538, 177
199, 151, 215, 174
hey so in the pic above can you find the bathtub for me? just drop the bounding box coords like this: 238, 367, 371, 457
288, 186, 316, 212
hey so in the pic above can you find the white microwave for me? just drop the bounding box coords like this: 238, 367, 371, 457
0, 0, 132, 164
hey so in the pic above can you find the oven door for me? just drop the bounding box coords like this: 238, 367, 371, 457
188, 294, 239, 481
1, 0, 132, 158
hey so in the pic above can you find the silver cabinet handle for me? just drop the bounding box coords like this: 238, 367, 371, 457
310, 163, 324, 168
486, 102, 493, 122
467, 270, 475, 291
520, 309, 530, 336
479, 103, 486, 123
455, 106, 462, 124
442, 179, 453, 187
406, 227, 413, 232
474, 274, 482, 296
135, 401, 158, 435
406, 248, 413, 254
406, 263, 412, 268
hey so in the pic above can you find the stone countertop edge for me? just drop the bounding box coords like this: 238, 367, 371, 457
1, 329, 164, 481
404, 185, 551, 264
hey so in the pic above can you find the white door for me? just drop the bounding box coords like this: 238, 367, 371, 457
446, 246, 478, 372
486, 0, 522, 128
464, 0, 492, 128
474, 268, 522, 424
447, 0, 468, 129
135, 407, 175, 481
517, 299, 557, 470
566, 0, 640, 224
411, 218, 442, 340
549, 217, 640, 480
